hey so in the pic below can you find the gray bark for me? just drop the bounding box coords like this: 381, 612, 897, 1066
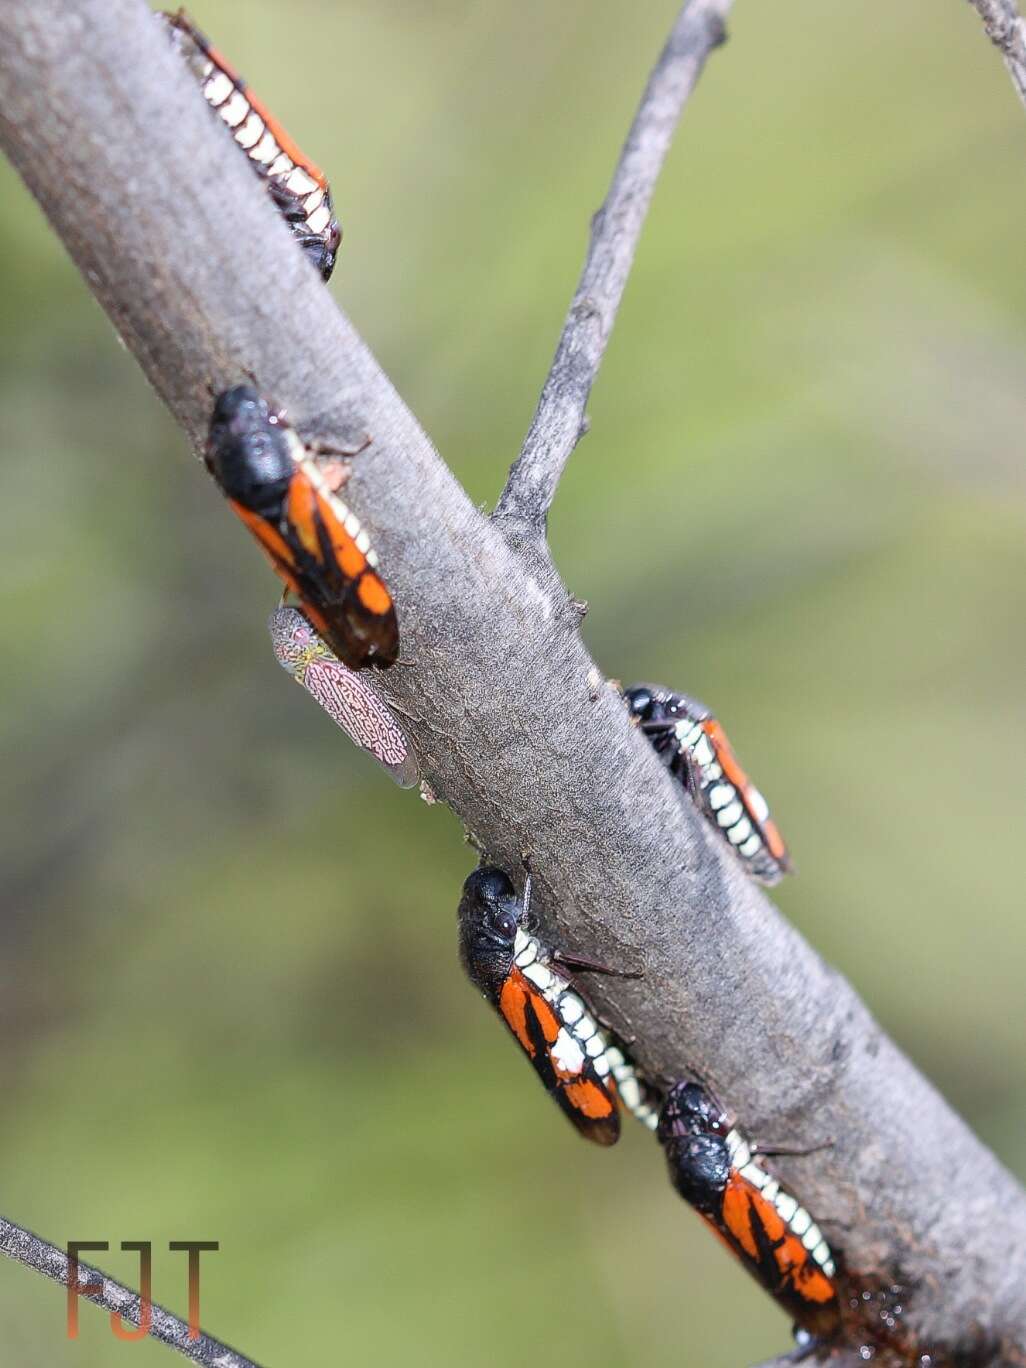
967, 0, 1026, 108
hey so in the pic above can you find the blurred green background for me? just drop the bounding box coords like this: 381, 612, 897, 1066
2, 1, 1025, 1363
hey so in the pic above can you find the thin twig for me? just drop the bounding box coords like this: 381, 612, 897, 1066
967, 0, 1026, 108
0, 1217, 261, 1368
493, 0, 732, 530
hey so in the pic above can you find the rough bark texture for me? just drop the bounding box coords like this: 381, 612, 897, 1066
1, 0, 1025, 1364
967, 0, 1026, 108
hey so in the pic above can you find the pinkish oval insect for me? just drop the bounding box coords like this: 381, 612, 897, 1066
269, 605, 419, 788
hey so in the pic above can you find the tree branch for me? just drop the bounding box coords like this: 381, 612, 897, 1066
493, 0, 731, 532
967, 0, 1026, 108
2, 1, 1026, 1364
0, 1217, 260, 1367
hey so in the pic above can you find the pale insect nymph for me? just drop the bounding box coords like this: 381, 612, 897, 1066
269, 605, 418, 788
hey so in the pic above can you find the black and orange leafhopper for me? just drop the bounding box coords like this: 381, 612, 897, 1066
163, 9, 342, 280
458, 867, 658, 1146
658, 1082, 840, 1340
206, 386, 398, 671
625, 684, 792, 886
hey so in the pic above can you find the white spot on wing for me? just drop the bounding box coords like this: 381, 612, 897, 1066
219, 91, 250, 127
287, 167, 318, 195
728, 816, 753, 845
731, 1140, 752, 1168
282, 428, 307, 466
675, 720, 702, 747
514, 942, 537, 969
775, 1193, 798, 1221
203, 72, 233, 105
235, 112, 265, 149
717, 800, 744, 829
748, 786, 770, 823
522, 963, 552, 990
618, 1076, 641, 1108
692, 736, 716, 768
558, 994, 584, 1024
250, 131, 279, 163
551, 1028, 584, 1076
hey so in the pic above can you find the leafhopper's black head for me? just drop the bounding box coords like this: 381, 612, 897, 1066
625, 685, 710, 771
307, 240, 335, 281
665, 1132, 731, 1216
292, 227, 340, 282
206, 385, 295, 517
458, 866, 522, 999
626, 682, 702, 728
658, 1081, 728, 1143
658, 1083, 732, 1214
311, 218, 342, 281
626, 682, 691, 731
623, 684, 657, 722
625, 684, 684, 768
